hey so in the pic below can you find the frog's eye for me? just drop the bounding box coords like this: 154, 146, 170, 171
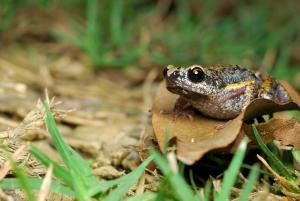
188, 67, 204, 83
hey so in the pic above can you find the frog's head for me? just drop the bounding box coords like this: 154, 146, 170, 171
163, 65, 222, 97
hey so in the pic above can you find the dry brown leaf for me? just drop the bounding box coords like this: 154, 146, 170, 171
244, 118, 300, 150
272, 120, 300, 149
152, 81, 300, 164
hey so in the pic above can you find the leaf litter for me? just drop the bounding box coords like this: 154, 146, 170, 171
152, 81, 300, 165
0, 45, 158, 199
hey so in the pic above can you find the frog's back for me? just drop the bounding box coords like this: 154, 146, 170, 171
205, 64, 290, 104
204, 64, 259, 86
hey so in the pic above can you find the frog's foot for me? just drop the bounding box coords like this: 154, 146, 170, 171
160, 97, 194, 121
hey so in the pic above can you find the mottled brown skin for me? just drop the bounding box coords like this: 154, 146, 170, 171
164, 64, 290, 120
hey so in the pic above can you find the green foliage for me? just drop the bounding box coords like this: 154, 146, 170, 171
152, 138, 259, 201
1, 0, 299, 77
202, 180, 212, 201
151, 150, 196, 201
237, 164, 259, 201
292, 150, 300, 165
98, 156, 152, 201
252, 125, 293, 179
0, 101, 153, 200
42, 101, 97, 201
214, 139, 260, 201
53, 0, 148, 68
30, 147, 72, 185
0, 0, 17, 31
0, 1, 299, 200
0, 0, 59, 32
11, 160, 35, 201
152, 0, 300, 71
0, 102, 260, 200
252, 125, 300, 193
0, 178, 75, 196
40, 100, 153, 200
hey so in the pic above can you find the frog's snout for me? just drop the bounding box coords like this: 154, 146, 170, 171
164, 70, 180, 82
163, 65, 180, 80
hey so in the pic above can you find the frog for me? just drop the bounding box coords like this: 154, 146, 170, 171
163, 64, 290, 120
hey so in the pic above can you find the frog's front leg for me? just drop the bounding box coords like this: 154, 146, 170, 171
173, 97, 195, 120
160, 96, 194, 121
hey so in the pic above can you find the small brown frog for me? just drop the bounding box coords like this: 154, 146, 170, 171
163, 64, 290, 120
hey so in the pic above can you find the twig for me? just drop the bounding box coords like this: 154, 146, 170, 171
256, 154, 293, 192
135, 171, 145, 195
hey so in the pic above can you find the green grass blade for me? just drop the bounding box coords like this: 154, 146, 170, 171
70, 169, 92, 201
292, 150, 300, 165
273, 46, 292, 79
104, 175, 142, 201
202, 180, 211, 201
149, 150, 170, 175
252, 125, 293, 180
176, 0, 190, 27
281, 151, 294, 170
267, 141, 280, 159
86, 0, 101, 55
95, 42, 147, 67
238, 164, 259, 201
11, 161, 35, 201
102, 157, 153, 201
215, 138, 248, 201
88, 180, 120, 197
0, 0, 16, 31
89, 156, 153, 197
44, 101, 98, 186
189, 170, 202, 200
0, 178, 75, 197
30, 146, 72, 185
44, 102, 74, 166
110, 0, 124, 47
150, 150, 196, 201
66, 147, 98, 185
51, 31, 84, 49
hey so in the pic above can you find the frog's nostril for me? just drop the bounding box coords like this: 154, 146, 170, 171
172, 70, 180, 78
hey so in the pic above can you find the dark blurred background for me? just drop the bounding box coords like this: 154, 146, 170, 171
0, 0, 299, 87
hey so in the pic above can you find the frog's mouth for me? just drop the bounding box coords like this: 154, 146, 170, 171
166, 84, 207, 98
165, 78, 184, 92
165, 77, 210, 97
166, 84, 188, 95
